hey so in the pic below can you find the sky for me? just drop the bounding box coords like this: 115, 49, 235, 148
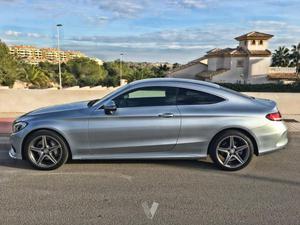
0, 0, 300, 63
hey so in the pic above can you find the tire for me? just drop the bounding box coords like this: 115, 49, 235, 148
209, 130, 254, 171
24, 130, 69, 170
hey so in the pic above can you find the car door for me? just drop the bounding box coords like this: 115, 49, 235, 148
87, 86, 181, 156
173, 87, 226, 154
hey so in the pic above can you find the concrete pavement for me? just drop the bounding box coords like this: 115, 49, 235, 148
0, 130, 299, 224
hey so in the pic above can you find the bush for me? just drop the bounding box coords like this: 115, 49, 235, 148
218, 82, 300, 92
61, 72, 77, 87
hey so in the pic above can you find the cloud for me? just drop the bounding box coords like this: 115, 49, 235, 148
248, 20, 300, 46
170, 0, 209, 9
94, 0, 145, 19
168, 0, 300, 11
63, 42, 211, 63
3, 30, 48, 39
4, 30, 22, 37
0, 0, 21, 3
249, 20, 287, 28
87, 16, 110, 24
69, 27, 238, 49
67, 27, 228, 62
67, 27, 238, 63
67, 20, 300, 63
27, 32, 41, 38
98, 16, 109, 21
2, 0, 300, 63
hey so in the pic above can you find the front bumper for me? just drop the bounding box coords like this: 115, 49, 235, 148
9, 146, 17, 159
9, 129, 26, 160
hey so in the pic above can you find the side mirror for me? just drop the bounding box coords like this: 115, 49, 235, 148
103, 100, 117, 115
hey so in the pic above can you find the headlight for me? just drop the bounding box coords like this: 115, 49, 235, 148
12, 121, 28, 133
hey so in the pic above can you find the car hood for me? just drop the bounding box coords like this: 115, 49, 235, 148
21, 101, 90, 117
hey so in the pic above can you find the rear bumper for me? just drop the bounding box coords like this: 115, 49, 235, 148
258, 144, 287, 156
255, 121, 288, 155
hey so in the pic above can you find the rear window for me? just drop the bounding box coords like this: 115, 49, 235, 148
177, 88, 225, 105
220, 86, 253, 99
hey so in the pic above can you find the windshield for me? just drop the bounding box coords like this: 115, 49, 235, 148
87, 84, 130, 107
87, 99, 101, 107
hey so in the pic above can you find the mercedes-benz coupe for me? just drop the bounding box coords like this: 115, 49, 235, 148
9, 78, 288, 170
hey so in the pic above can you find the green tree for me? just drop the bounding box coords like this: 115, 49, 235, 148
61, 71, 77, 87
66, 57, 106, 86
38, 61, 59, 82
172, 63, 180, 69
152, 64, 169, 77
20, 64, 51, 88
125, 67, 148, 82
271, 46, 290, 67
290, 43, 300, 77
0, 40, 21, 86
102, 61, 122, 87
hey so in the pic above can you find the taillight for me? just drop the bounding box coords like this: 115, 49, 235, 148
266, 112, 282, 121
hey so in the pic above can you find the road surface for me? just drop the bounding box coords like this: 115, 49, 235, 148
0, 132, 299, 225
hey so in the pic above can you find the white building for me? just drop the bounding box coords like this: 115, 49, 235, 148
168, 31, 275, 84
91, 57, 104, 66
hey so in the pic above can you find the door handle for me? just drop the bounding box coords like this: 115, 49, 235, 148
158, 113, 174, 118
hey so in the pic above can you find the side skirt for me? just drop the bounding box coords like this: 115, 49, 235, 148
72, 152, 207, 160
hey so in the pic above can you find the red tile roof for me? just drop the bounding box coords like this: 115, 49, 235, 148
167, 57, 208, 74
205, 47, 271, 57
235, 31, 273, 41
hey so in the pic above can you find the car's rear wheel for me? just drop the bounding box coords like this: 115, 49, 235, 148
24, 130, 69, 170
210, 130, 254, 171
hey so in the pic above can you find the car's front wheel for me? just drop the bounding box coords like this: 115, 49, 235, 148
210, 130, 254, 171
24, 130, 69, 170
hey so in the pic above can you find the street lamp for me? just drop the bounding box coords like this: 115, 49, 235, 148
120, 53, 124, 86
56, 24, 63, 90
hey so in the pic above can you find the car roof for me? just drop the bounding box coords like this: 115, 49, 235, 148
130, 78, 220, 89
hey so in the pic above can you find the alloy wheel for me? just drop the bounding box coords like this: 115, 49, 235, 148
216, 135, 250, 169
28, 135, 63, 169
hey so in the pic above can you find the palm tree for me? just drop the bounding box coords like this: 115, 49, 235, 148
22, 65, 51, 88
290, 43, 300, 78
271, 46, 290, 67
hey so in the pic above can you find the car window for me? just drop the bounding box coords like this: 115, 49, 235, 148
177, 88, 225, 105
113, 87, 177, 108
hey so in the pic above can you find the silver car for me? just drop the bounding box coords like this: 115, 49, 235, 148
9, 78, 288, 171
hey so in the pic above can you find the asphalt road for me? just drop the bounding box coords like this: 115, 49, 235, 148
0, 133, 299, 225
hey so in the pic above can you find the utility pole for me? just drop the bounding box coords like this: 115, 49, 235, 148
120, 53, 124, 86
56, 24, 63, 89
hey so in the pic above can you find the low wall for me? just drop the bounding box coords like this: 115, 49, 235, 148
0, 89, 299, 115
269, 67, 296, 73
244, 92, 300, 115
0, 89, 115, 114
